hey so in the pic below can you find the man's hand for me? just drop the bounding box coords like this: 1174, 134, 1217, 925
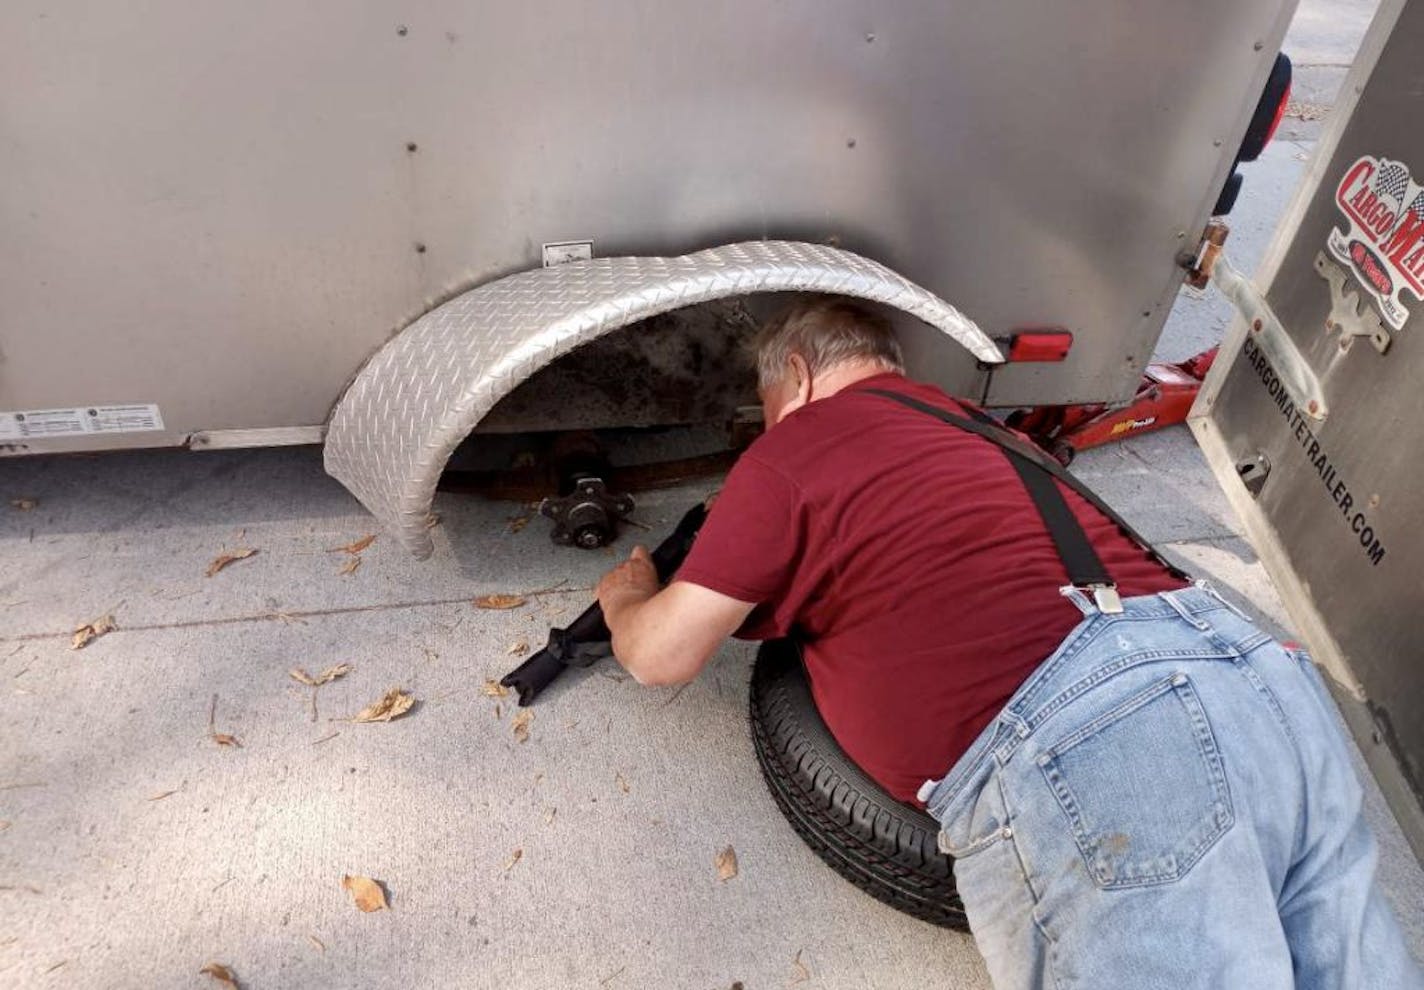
596, 545, 659, 625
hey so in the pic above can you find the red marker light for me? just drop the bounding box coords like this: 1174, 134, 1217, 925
1264, 80, 1291, 148
1006, 329, 1074, 362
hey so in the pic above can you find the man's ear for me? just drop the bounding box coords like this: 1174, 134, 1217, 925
787, 353, 812, 406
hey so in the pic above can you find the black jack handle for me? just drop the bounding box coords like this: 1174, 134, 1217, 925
499, 502, 709, 706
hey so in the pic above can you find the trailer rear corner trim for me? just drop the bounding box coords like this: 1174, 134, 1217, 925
322, 240, 1001, 559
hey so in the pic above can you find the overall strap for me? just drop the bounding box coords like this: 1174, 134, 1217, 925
863, 389, 1188, 601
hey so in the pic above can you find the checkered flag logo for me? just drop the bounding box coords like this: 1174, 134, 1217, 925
1374, 160, 1411, 205
1409, 190, 1424, 222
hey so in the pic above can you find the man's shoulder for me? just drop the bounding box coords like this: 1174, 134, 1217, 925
739, 405, 833, 471
754, 374, 960, 447
841, 373, 964, 410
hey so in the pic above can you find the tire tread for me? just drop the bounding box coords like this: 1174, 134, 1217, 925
749, 645, 968, 930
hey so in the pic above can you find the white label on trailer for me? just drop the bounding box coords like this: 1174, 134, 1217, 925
541, 240, 594, 267
0, 404, 165, 440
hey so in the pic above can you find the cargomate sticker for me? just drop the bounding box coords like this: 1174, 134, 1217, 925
1329, 155, 1424, 330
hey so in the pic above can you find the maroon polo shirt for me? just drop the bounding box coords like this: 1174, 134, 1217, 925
674, 372, 1186, 804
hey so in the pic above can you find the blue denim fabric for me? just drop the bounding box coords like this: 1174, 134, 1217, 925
922, 586, 1422, 990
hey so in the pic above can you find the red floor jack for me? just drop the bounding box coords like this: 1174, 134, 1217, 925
1005, 347, 1218, 465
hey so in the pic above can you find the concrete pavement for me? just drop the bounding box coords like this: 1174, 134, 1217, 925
4, 137, 1421, 990
3, 3, 1420, 986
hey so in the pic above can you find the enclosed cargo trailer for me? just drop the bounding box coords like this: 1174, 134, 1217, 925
3, 0, 1295, 459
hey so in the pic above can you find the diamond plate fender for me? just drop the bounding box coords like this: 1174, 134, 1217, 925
323, 240, 1001, 559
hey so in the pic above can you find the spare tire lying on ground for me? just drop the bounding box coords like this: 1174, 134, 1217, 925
749, 640, 968, 930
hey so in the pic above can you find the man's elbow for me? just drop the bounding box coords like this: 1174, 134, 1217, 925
615, 638, 702, 687
628, 662, 688, 688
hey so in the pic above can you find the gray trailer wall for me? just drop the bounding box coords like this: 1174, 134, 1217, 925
2, 1, 1292, 454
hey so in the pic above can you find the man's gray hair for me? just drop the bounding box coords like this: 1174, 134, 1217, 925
754, 296, 905, 389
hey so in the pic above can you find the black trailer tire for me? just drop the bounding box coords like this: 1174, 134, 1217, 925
749, 641, 969, 930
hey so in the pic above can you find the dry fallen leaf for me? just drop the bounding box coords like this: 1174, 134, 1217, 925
506, 639, 530, 657
424, 513, 441, 530
147, 788, 180, 802
481, 679, 509, 698
70, 614, 116, 651
329, 534, 376, 555
200, 962, 239, 987
291, 664, 352, 687
208, 694, 241, 748
503, 848, 523, 872
715, 845, 739, 882
338, 556, 362, 576
615, 772, 630, 794
789, 948, 810, 985
473, 594, 526, 610
292, 664, 352, 723
307, 934, 326, 952
507, 515, 530, 534
543, 807, 556, 825
205, 548, 257, 578
354, 688, 415, 723
512, 709, 533, 743
341, 874, 389, 912
10, 498, 38, 511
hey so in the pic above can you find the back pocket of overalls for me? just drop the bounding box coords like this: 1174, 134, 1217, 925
1038, 673, 1233, 889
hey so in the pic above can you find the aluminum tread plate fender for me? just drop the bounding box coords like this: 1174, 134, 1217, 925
323, 240, 1000, 559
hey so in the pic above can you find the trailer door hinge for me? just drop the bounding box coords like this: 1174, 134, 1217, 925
1183, 221, 1328, 421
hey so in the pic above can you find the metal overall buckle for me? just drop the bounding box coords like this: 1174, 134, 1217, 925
1085, 583, 1123, 614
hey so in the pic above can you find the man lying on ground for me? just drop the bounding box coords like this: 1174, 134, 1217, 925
595, 295, 1420, 990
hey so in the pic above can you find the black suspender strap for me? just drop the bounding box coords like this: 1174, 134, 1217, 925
998, 445, 1115, 588
863, 389, 1188, 604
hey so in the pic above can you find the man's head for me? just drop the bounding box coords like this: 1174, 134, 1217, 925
753, 296, 905, 426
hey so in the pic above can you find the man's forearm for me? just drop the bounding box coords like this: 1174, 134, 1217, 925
603, 588, 682, 686
596, 540, 756, 688
602, 581, 753, 687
